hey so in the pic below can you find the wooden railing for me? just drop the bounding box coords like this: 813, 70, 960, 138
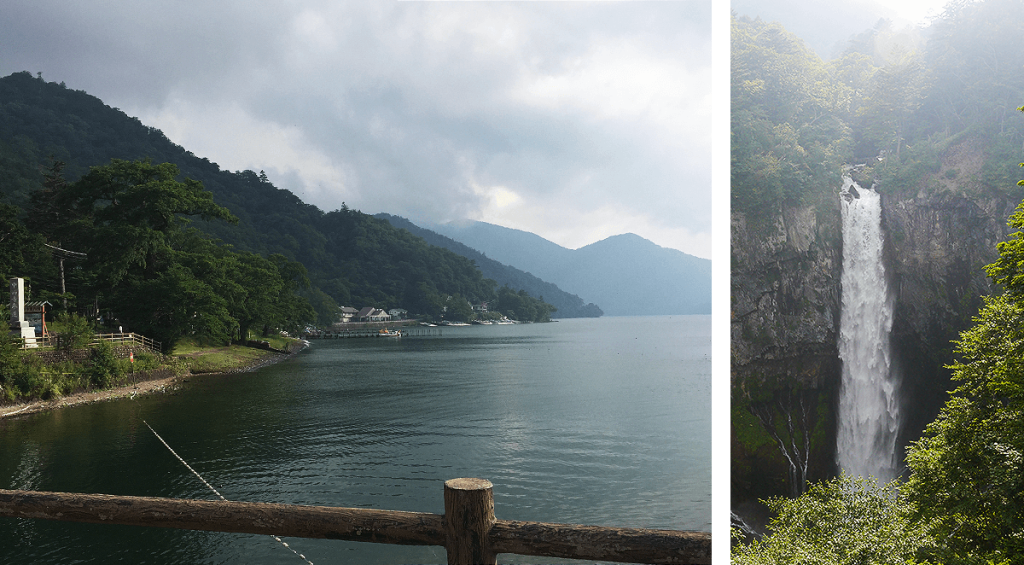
92, 332, 162, 353
0, 478, 710, 564
17, 332, 161, 353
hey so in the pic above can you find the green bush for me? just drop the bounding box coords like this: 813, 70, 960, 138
0, 329, 24, 396
732, 475, 932, 565
0, 336, 44, 401
50, 312, 94, 352
89, 341, 124, 388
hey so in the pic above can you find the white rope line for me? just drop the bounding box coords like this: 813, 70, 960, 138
143, 420, 314, 565
143, 420, 226, 500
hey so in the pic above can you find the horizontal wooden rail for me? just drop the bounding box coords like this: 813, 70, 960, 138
19, 332, 161, 353
491, 520, 709, 563
0, 489, 445, 546
0, 480, 711, 564
92, 332, 162, 353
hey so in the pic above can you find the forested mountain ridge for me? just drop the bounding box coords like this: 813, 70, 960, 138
428, 220, 711, 316
732, 0, 1024, 213
0, 70, 555, 324
731, 0, 1024, 511
375, 214, 603, 318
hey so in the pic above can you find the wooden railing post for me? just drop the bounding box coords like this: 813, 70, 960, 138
444, 478, 496, 565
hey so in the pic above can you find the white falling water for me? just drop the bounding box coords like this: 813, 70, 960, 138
837, 176, 900, 481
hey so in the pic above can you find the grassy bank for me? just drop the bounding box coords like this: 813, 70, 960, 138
1, 335, 301, 408
172, 336, 296, 374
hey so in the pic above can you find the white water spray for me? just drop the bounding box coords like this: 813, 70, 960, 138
837, 177, 900, 481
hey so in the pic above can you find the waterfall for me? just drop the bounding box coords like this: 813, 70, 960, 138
836, 176, 900, 481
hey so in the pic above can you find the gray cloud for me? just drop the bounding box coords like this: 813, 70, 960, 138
1, 0, 711, 257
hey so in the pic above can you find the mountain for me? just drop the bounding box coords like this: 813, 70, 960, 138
375, 214, 602, 318
0, 71, 553, 322
569, 234, 711, 316
427, 221, 711, 316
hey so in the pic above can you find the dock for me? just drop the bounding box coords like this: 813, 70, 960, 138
303, 327, 443, 339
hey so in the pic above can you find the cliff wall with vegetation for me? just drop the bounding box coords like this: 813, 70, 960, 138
880, 141, 1019, 450
731, 192, 843, 503
732, 143, 1023, 507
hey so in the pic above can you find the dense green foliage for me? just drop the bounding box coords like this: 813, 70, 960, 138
49, 312, 94, 352
0, 307, 165, 403
493, 286, 556, 323
732, 0, 1024, 213
0, 70, 557, 325
15, 158, 316, 350
732, 475, 932, 565
731, 16, 853, 212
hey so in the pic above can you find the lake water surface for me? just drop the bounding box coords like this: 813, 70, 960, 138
0, 315, 710, 564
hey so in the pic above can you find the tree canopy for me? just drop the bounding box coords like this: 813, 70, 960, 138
19, 158, 316, 350
731, 15, 853, 212
732, 0, 1024, 212
732, 475, 932, 565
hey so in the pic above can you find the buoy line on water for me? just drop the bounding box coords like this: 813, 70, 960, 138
143, 419, 314, 565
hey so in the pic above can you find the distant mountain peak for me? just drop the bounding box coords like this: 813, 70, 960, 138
427, 220, 710, 316
583, 232, 647, 247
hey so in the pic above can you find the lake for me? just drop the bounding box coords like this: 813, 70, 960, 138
0, 315, 710, 564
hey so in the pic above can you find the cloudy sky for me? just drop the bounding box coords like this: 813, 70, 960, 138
731, 0, 953, 59
1, 0, 712, 259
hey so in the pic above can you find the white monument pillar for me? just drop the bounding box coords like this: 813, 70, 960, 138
9, 278, 37, 347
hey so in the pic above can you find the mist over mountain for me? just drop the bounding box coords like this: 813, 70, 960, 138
731, 0, 901, 60
427, 221, 711, 316
0, 69, 706, 322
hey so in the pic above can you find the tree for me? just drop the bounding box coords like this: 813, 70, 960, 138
730, 15, 854, 212
904, 196, 1024, 564
164, 231, 315, 344
61, 158, 236, 292
904, 291, 1024, 564
301, 286, 340, 327
26, 158, 72, 242
921, 0, 1024, 138
115, 261, 234, 348
227, 251, 314, 337
0, 201, 45, 281
855, 52, 925, 165
732, 475, 932, 565
49, 311, 94, 352
38, 159, 247, 349
26, 159, 86, 307
267, 254, 316, 334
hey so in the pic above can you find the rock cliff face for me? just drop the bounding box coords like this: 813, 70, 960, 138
883, 191, 1017, 451
731, 197, 843, 372
732, 140, 1023, 508
731, 193, 844, 503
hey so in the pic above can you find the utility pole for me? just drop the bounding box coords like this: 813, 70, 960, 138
43, 243, 86, 309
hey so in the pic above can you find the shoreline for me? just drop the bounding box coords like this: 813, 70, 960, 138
0, 341, 307, 420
